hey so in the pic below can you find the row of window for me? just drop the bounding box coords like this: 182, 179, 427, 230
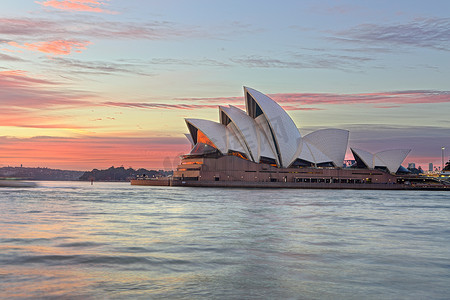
294, 178, 367, 183
174, 176, 375, 184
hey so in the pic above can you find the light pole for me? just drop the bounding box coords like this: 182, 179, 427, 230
442, 147, 445, 172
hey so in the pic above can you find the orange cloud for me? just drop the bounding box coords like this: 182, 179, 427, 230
0, 70, 28, 77
0, 114, 89, 129
8, 40, 91, 55
37, 0, 116, 14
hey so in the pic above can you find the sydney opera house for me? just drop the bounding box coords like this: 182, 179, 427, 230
156, 87, 415, 189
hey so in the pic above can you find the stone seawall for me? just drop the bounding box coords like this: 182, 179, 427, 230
131, 178, 449, 190
130, 179, 170, 186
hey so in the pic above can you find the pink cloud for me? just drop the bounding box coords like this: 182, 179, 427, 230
103, 101, 322, 111
8, 40, 91, 55
270, 91, 450, 106
0, 71, 97, 130
0, 69, 95, 110
103, 102, 219, 110
179, 90, 450, 110
0, 69, 58, 86
37, 0, 116, 14
175, 96, 243, 104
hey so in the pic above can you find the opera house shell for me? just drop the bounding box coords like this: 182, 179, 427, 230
171, 87, 412, 187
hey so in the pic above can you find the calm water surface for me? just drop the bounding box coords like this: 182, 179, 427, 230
0, 181, 449, 299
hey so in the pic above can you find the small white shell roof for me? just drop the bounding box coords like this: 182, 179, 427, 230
185, 118, 246, 155
303, 129, 349, 167
375, 149, 411, 173
351, 148, 411, 173
244, 87, 301, 167
351, 148, 374, 168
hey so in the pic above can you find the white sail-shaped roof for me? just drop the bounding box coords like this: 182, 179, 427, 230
296, 140, 333, 165
351, 148, 374, 169
227, 122, 250, 157
185, 118, 246, 155
244, 87, 301, 168
375, 149, 411, 173
351, 148, 410, 173
303, 129, 349, 167
297, 140, 315, 163
219, 105, 259, 162
307, 142, 333, 164
254, 115, 279, 163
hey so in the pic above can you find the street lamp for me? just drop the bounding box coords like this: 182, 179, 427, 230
442, 147, 446, 172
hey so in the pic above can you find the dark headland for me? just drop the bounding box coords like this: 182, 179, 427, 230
0, 166, 171, 182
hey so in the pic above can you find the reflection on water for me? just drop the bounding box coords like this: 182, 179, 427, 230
1, 181, 449, 299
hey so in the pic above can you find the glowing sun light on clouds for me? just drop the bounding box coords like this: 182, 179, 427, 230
8, 40, 91, 55
36, 0, 117, 14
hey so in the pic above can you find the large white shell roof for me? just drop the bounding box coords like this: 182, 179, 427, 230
219, 105, 258, 161
244, 87, 301, 167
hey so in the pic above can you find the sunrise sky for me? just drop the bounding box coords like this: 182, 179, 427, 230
1, 0, 449, 170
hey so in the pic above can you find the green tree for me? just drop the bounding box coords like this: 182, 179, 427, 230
444, 159, 450, 171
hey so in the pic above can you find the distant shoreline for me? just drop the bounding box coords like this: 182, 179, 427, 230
0, 166, 172, 182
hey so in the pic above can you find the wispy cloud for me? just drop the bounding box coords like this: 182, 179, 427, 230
174, 96, 243, 104
333, 17, 450, 51
103, 102, 218, 110
0, 69, 57, 86
0, 53, 26, 61
0, 17, 195, 40
45, 57, 152, 76
178, 90, 450, 110
36, 0, 117, 14
270, 90, 450, 106
0, 70, 100, 132
142, 58, 232, 68
0, 69, 93, 109
230, 53, 374, 71
9, 40, 90, 55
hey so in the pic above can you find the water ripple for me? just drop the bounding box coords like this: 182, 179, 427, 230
0, 181, 449, 299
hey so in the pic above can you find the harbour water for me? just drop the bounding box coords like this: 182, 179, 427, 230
1, 181, 449, 299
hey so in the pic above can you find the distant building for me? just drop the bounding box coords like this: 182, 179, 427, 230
343, 160, 356, 167
408, 163, 416, 169
429, 163, 433, 172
